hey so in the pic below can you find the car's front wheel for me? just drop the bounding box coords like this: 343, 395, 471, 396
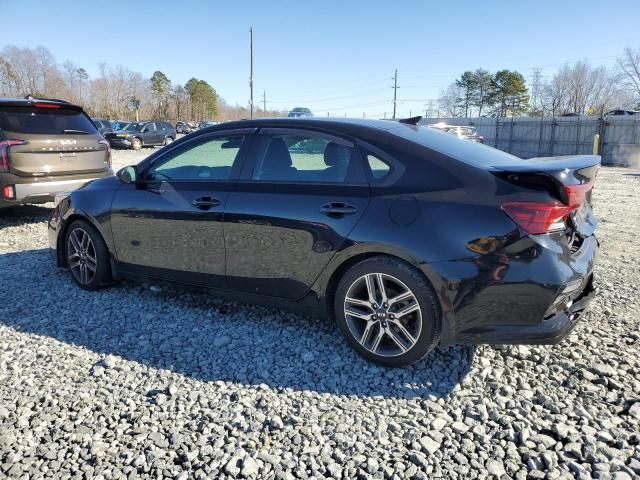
334, 257, 441, 367
131, 137, 142, 150
65, 220, 111, 290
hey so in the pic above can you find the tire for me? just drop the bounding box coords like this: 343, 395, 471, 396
64, 219, 111, 291
164, 136, 174, 145
334, 257, 441, 367
131, 137, 142, 150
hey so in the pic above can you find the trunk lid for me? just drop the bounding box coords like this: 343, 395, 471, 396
491, 155, 600, 238
8, 134, 109, 176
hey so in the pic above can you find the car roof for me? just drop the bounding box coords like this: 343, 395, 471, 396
208, 117, 409, 133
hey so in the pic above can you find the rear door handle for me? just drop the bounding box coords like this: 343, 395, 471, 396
320, 202, 358, 217
192, 196, 221, 210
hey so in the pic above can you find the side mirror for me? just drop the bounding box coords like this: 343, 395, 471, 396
117, 165, 138, 184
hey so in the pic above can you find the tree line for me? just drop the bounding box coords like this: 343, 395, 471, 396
438, 47, 640, 118
0, 45, 285, 122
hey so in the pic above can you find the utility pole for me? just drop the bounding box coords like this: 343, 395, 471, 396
392, 69, 398, 119
249, 27, 254, 119
262, 90, 266, 114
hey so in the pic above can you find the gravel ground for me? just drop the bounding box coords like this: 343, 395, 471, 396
0, 151, 639, 479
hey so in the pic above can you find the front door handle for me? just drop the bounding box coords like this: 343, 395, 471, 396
320, 202, 358, 217
192, 196, 221, 210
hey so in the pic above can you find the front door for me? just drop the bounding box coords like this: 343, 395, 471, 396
110, 130, 253, 287
224, 128, 370, 299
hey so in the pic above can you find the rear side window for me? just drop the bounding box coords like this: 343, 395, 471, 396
252, 134, 365, 184
0, 107, 98, 135
366, 153, 391, 180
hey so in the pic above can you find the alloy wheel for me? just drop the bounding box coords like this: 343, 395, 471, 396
343, 273, 422, 357
67, 227, 97, 285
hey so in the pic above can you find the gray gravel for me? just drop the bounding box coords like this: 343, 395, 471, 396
0, 153, 639, 479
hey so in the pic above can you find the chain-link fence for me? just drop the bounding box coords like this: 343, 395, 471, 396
420, 116, 640, 166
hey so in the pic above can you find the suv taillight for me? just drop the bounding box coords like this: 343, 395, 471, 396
0, 140, 26, 173
501, 202, 570, 235
98, 139, 111, 167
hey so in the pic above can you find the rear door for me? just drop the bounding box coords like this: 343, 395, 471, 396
0, 105, 109, 177
224, 128, 370, 299
110, 129, 254, 287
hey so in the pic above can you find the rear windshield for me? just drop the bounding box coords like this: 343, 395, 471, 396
389, 124, 521, 167
0, 107, 98, 135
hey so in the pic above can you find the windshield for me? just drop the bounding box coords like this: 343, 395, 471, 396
122, 122, 143, 132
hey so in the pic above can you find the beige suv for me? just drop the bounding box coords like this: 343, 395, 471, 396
0, 97, 113, 208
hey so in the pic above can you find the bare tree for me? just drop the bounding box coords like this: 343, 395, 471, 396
542, 60, 629, 115
438, 83, 464, 117
617, 47, 640, 104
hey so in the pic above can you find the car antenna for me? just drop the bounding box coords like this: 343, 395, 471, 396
398, 116, 423, 125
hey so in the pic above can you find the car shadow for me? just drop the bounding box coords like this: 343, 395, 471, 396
0, 248, 476, 399
0, 204, 53, 226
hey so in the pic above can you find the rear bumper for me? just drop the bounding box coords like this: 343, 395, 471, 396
454, 274, 597, 345
434, 233, 598, 347
1, 170, 113, 206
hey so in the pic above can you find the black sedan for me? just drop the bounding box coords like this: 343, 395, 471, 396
48, 117, 599, 366
105, 121, 175, 150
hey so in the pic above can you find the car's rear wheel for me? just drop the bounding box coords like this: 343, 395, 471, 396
164, 136, 173, 145
334, 257, 441, 367
132, 137, 142, 150
65, 220, 111, 290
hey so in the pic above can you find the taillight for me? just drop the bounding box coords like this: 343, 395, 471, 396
0, 140, 26, 172
33, 102, 60, 109
563, 182, 594, 211
501, 202, 570, 235
98, 139, 111, 167
1, 185, 15, 199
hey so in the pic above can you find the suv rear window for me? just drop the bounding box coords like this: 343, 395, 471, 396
0, 107, 98, 135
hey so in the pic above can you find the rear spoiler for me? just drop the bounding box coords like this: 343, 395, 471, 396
489, 155, 601, 174
0, 98, 82, 111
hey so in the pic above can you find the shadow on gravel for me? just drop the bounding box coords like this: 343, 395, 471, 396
0, 204, 52, 226
0, 248, 475, 399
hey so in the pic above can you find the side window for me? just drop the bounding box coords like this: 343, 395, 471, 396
143, 123, 155, 132
147, 135, 245, 181
252, 134, 361, 184
366, 153, 391, 181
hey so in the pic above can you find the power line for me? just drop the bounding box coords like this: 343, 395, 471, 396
269, 87, 390, 105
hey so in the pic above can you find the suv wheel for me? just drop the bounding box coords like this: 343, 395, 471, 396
65, 220, 111, 290
164, 136, 173, 145
334, 257, 441, 367
131, 137, 142, 150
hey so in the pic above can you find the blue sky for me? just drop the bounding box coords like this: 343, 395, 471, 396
2, 0, 639, 117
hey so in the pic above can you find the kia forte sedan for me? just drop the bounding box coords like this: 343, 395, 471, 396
48, 117, 599, 366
